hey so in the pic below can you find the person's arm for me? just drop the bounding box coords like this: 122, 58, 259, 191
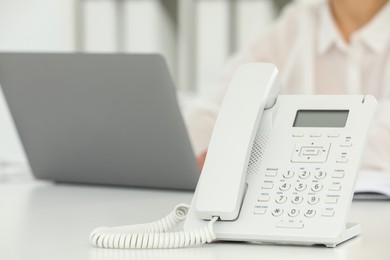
361, 99, 390, 171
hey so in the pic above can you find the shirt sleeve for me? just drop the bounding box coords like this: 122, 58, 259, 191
361, 99, 390, 171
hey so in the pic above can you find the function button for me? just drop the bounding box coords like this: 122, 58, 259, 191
322, 209, 335, 217
257, 195, 270, 202
276, 221, 304, 229
291, 195, 304, 204
308, 196, 320, 205
293, 132, 304, 137
336, 158, 349, 163
314, 170, 327, 179
279, 183, 291, 191
329, 183, 341, 191
311, 183, 323, 192
265, 170, 278, 177
298, 170, 311, 179
332, 171, 345, 178
283, 170, 295, 179
295, 183, 307, 192
304, 209, 316, 218
275, 195, 287, 204
288, 208, 300, 217
272, 208, 284, 217
254, 206, 267, 215
310, 133, 322, 137
328, 133, 340, 137
325, 197, 338, 204
262, 182, 274, 189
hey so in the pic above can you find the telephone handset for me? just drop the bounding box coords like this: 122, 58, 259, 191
195, 63, 280, 221
90, 63, 377, 249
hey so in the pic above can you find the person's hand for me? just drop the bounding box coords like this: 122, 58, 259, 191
197, 150, 207, 172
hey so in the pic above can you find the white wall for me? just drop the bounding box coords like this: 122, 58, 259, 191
0, 0, 279, 162
0, 0, 75, 162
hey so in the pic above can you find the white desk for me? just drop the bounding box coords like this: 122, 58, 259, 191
1, 180, 390, 260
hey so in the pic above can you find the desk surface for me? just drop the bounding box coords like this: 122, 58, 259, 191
1, 181, 390, 260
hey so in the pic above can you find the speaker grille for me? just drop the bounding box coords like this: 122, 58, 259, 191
247, 133, 270, 175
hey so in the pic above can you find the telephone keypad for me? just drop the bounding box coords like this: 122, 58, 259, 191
255, 164, 346, 228
252, 133, 355, 227
298, 170, 310, 179
308, 196, 320, 205
304, 209, 316, 218
279, 183, 291, 191
314, 170, 326, 179
288, 208, 300, 217
272, 208, 284, 217
295, 183, 307, 192
276, 195, 287, 204
291, 195, 303, 204
283, 170, 295, 179
311, 183, 323, 192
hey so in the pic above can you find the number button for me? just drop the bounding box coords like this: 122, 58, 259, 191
314, 170, 326, 179
288, 208, 300, 217
279, 183, 291, 191
298, 170, 310, 179
272, 208, 284, 217
283, 170, 295, 179
291, 195, 303, 204
295, 183, 307, 192
276, 195, 287, 204
311, 183, 323, 192
308, 196, 320, 205
304, 209, 316, 218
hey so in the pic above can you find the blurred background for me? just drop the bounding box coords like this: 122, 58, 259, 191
0, 0, 301, 163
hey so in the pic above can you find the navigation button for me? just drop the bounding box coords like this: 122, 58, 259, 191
302, 147, 320, 156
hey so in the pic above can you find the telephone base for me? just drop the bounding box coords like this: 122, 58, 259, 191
325, 223, 361, 248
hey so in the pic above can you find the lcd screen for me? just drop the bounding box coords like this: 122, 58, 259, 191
293, 110, 349, 127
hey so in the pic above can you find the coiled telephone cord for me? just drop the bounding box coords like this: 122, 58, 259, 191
90, 203, 218, 249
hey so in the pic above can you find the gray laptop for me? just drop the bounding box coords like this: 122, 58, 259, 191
0, 53, 200, 190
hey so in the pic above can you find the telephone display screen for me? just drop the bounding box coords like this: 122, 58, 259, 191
293, 110, 349, 127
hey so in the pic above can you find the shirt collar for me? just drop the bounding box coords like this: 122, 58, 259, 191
317, 1, 347, 55
356, 1, 390, 54
317, 0, 390, 55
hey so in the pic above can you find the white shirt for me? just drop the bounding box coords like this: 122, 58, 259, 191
185, 0, 390, 171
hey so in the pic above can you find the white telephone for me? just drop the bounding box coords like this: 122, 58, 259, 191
90, 63, 377, 249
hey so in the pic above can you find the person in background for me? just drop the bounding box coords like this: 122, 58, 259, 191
185, 0, 390, 171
